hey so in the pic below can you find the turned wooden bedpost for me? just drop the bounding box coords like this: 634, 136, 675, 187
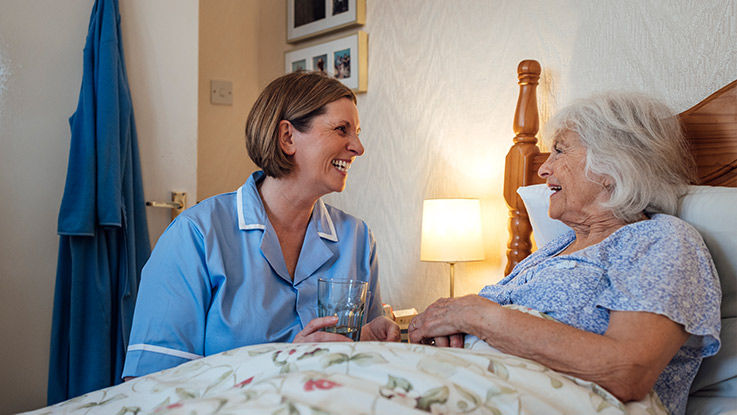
504, 60, 541, 275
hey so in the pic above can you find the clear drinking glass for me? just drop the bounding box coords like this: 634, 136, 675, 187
317, 278, 368, 341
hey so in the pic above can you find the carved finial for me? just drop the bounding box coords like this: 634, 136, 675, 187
505, 60, 542, 274
513, 60, 541, 140
517, 60, 541, 84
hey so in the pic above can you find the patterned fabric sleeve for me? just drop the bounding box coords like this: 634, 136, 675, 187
595, 215, 721, 357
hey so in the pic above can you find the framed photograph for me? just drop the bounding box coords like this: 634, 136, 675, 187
285, 31, 368, 92
287, 0, 366, 43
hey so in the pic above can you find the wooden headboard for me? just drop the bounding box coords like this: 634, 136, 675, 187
503, 59, 737, 274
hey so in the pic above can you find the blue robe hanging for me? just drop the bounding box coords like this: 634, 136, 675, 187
48, 0, 150, 404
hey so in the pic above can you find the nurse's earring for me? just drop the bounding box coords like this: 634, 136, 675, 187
278, 120, 297, 156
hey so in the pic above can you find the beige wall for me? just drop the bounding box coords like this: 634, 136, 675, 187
258, 3, 291, 89
0, 1, 198, 412
120, 0, 199, 244
197, 0, 259, 201
196, 1, 289, 201
0, 2, 92, 412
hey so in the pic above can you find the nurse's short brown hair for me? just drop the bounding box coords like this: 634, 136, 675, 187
245, 71, 356, 178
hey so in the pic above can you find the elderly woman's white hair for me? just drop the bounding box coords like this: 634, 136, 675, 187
543, 92, 696, 223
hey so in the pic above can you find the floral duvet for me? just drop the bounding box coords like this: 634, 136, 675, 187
24, 342, 666, 415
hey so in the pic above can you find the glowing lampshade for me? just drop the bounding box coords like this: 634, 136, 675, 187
420, 199, 485, 296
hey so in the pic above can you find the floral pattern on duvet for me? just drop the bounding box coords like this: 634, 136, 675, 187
25, 333, 666, 415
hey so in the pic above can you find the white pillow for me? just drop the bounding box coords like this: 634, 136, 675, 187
516, 184, 572, 247
676, 186, 737, 319
676, 186, 737, 399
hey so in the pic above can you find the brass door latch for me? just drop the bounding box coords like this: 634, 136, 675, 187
145, 191, 187, 221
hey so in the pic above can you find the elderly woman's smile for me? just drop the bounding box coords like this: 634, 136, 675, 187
538, 131, 613, 227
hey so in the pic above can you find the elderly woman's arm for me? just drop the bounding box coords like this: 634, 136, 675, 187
408, 295, 689, 402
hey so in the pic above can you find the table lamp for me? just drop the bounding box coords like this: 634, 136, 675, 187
420, 198, 485, 297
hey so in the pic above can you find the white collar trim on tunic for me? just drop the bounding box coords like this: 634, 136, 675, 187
236, 175, 338, 242
236, 185, 266, 230
315, 199, 338, 242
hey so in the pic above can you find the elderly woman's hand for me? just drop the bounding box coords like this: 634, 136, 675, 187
360, 316, 401, 342
293, 316, 353, 343
408, 295, 498, 346
420, 333, 465, 348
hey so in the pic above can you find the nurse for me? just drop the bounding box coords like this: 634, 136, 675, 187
122, 71, 399, 378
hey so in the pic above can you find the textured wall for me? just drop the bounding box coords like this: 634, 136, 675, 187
0, 1, 199, 411
120, 0, 199, 245
323, 0, 737, 311
0, 2, 93, 412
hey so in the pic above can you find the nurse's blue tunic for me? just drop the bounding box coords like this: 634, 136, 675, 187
123, 171, 382, 377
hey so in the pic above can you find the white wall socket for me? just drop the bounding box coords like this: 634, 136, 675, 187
210, 80, 233, 105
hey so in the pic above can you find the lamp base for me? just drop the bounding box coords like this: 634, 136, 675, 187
449, 262, 455, 298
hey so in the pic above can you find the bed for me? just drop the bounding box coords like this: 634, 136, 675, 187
23, 61, 737, 415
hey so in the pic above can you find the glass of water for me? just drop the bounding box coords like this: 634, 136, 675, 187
317, 278, 368, 341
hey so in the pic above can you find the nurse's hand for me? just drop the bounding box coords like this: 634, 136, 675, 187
293, 316, 353, 343
360, 316, 401, 342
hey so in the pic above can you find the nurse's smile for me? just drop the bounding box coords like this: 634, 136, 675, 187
331, 159, 351, 173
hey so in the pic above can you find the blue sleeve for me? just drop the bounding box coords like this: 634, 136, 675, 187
365, 228, 383, 322
596, 218, 721, 357
122, 216, 212, 377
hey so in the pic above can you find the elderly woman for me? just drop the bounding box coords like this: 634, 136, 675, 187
123, 71, 399, 379
409, 93, 721, 415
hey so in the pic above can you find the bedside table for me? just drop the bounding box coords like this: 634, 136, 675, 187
393, 308, 418, 343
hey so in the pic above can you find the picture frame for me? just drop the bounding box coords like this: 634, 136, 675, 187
285, 31, 368, 93
287, 0, 366, 44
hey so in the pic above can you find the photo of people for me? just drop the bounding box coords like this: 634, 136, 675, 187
333, 0, 349, 15
312, 54, 328, 75
334, 48, 351, 79
285, 32, 365, 91
291, 59, 307, 71
294, 0, 325, 28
